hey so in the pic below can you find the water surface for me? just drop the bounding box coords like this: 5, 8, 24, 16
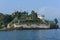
0, 29, 60, 40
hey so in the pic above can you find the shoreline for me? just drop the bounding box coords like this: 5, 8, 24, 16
0, 28, 59, 31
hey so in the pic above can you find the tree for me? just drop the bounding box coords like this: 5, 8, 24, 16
0, 13, 5, 25
54, 18, 58, 24
30, 10, 37, 19
4, 14, 13, 24
12, 11, 21, 18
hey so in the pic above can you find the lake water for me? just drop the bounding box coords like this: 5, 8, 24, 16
0, 29, 60, 40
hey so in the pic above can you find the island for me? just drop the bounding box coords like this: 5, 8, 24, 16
0, 10, 59, 31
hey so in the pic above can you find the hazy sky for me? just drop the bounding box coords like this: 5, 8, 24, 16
0, 0, 60, 19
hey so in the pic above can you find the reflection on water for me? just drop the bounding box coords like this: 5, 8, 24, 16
0, 29, 60, 40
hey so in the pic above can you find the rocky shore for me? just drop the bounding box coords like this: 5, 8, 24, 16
0, 28, 59, 31
0, 25, 59, 31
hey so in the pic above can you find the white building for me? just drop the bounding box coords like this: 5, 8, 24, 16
38, 14, 45, 20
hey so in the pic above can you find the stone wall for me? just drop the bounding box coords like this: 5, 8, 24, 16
13, 24, 50, 28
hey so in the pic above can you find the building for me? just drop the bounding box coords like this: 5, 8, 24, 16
38, 14, 45, 20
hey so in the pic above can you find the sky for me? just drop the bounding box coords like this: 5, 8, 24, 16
0, 0, 60, 20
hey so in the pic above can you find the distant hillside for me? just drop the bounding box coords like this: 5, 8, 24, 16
0, 10, 58, 29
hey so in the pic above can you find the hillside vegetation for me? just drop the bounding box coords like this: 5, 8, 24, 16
0, 10, 58, 28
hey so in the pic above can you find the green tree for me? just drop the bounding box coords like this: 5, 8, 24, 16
0, 13, 5, 25
12, 11, 21, 18
30, 10, 37, 19
54, 18, 58, 24
4, 14, 13, 24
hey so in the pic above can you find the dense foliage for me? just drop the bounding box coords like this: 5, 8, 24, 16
0, 10, 58, 28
